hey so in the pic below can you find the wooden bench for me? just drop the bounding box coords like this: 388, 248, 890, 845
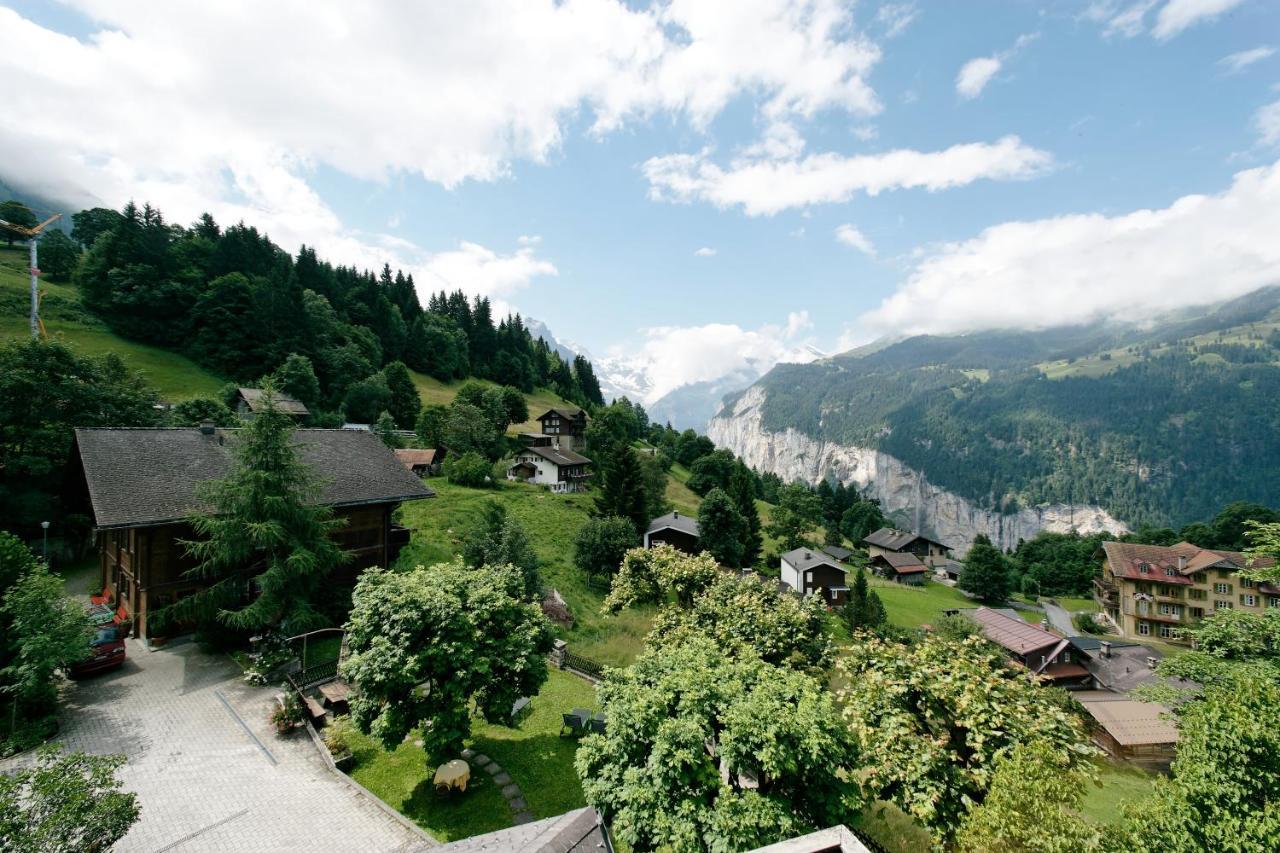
302, 694, 328, 726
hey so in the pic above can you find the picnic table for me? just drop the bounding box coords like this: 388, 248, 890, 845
433, 759, 470, 793
318, 679, 351, 712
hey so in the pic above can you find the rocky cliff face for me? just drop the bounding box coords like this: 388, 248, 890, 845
709, 387, 1129, 554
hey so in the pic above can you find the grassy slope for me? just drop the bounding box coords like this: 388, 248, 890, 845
868, 575, 973, 629
409, 371, 576, 436
0, 245, 224, 400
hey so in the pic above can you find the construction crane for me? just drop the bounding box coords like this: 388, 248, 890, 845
0, 211, 62, 339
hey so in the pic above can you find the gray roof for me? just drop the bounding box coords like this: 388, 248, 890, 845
822, 545, 855, 562
236, 387, 310, 416
519, 444, 591, 467
647, 511, 699, 537
75, 428, 433, 529
874, 551, 926, 573
537, 407, 587, 421
437, 807, 609, 852
863, 526, 948, 552
781, 548, 847, 575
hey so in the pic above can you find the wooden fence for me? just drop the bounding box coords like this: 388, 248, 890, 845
562, 649, 606, 680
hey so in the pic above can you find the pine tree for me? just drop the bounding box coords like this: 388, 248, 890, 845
161, 385, 346, 633
959, 534, 1012, 604
595, 444, 648, 536
697, 488, 746, 568
730, 464, 763, 567
381, 360, 421, 429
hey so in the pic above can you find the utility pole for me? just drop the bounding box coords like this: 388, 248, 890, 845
0, 212, 62, 339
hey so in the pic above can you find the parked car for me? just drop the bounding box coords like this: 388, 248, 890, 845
70, 627, 126, 677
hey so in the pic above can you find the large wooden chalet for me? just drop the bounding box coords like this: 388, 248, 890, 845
71, 425, 433, 641
534, 407, 588, 452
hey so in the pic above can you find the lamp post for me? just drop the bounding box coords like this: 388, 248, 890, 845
41, 521, 50, 564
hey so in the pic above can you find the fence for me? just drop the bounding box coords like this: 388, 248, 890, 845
562, 649, 606, 680
290, 658, 340, 691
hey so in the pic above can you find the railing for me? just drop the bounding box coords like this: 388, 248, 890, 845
290, 658, 340, 690
563, 650, 606, 680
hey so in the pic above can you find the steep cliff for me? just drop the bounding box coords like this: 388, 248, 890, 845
709, 387, 1128, 553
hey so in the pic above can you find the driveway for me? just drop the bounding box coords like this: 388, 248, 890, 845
1042, 601, 1077, 636
1, 642, 432, 852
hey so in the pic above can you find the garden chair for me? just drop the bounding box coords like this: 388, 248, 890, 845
559, 713, 584, 736
589, 717, 606, 735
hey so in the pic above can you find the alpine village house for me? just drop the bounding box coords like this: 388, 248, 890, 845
506, 407, 591, 493
71, 424, 433, 641
1095, 540, 1279, 642
862, 526, 951, 586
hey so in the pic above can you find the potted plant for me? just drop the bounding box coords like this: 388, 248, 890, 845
271, 690, 303, 735
323, 714, 356, 772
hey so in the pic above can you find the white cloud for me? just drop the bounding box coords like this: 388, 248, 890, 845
1153, 0, 1246, 39
850, 160, 1280, 343
694, 247, 718, 257
852, 125, 878, 141
955, 33, 1038, 100
956, 57, 1002, 100
834, 224, 876, 255
1258, 100, 1280, 145
1085, 1, 1159, 38
1218, 46, 1275, 73
418, 241, 558, 317
0, 0, 885, 305
876, 3, 919, 39
643, 135, 1052, 216
631, 314, 819, 403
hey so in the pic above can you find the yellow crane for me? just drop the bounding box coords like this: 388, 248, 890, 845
0, 211, 62, 339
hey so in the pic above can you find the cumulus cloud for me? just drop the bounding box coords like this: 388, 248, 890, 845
1153, 0, 1247, 39
643, 136, 1051, 216
955, 33, 1038, 100
694, 247, 718, 257
849, 161, 1280, 343
834, 224, 876, 255
1218, 46, 1275, 74
420, 241, 558, 307
0, 0, 884, 305
630, 312, 819, 403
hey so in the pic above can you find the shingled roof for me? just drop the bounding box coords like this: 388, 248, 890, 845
520, 444, 591, 467
875, 551, 927, 574
1101, 540, 1275, 585
782, 548, 848, 575
863, 526, 948, 552
647, 511, 699, 537
968, 606, 1062, 656
537, 407, 587, 421
75, 427, 433, 529
235, 387, 310, 416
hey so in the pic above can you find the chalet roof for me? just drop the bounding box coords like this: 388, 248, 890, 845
1074, 692, 1179, 747
647, 511, 699, 537
863, 526, 948, 552
519, 444, 591, 467
394, 448, 440, 467
75, 428, 433, 529
235, 387, 310, 416
782, 548, 848, 575
537, 407, 587, 421
875, 551, 927, 573
822, 545, 855, 562
1101, 540, 1275, 585
968, 606, 1062, 656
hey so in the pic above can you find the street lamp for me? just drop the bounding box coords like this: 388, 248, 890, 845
40, 521, 50, 564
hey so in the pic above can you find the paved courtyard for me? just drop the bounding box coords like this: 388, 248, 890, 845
1, 641, 433, 852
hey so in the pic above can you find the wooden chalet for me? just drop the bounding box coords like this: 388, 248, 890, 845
780, 548, 849, 605
71, 425, 433, 641
1074, 691, 1178, 770
870, 551, 927, 585
644, 511, 700, 553
535, 407, 589, 452
395, 447, 443, 477
958, 607, 1091, 686
862, 526, 950, 561
506, 444, 591, 493
234, 387, 310, 419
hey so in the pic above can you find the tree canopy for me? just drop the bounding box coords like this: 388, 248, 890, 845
0, 747, 140, 853
960, 534, 1012, 604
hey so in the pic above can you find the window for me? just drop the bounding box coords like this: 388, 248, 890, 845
1139, 564, 1150, 574
1188, 588, 1206, 600
1164, 567, 1177, 577
1270, 597, 1280, 609
1190, 607, 1204, 619
1241, 594, 1258, 607
1159, 603, 1181, 616
1215, 600, 1233, 611
1159, 625, 1174, 639
1214, 582, 1232, 594
1240, 578, 1255, 589
1137, 622, 1150, 636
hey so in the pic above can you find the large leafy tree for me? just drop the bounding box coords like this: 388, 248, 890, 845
0, 200, 36, 246
2, 562, 92, 714
603, 545, 721, 613
442, 401, 500, 459
841, 499, 886, 546
380, 360, 421, 429
0, 747, 140, 853
576, 638, 858, 852
1117, 668, 1280, 851
765, 483, 823, 552
461, 501, 542, 602
269, 353, 322, 410
342, 562, 553, 758
36, 230, 80, 280
414, 403, 449, 449
836, 633, 1093, 842
959, 534, 1012, 604
697, 487, 746, 567
573, 516, 638, 586
594, 443, 648, 536
162, 388, 346, 633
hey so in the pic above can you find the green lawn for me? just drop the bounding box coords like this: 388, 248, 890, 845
869, 577, 973, 629
347, 669, 597, 842
408, 371, 580, 436
1079, 761, 1158, 825
393, 479, 654, 667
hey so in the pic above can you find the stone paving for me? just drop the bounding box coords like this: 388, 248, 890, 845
1, 641, 433, 852
461, 748, 533, 825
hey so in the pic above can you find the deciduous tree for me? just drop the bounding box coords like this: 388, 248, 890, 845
603, 545, 720, 613
462, 501, 541, 601
765, 483, 823, 552
573, 516, 637, 586
959, 534, 1012, 604
380, 361, 420, 429
0, 747, 139, 853
697, 487, 746, 567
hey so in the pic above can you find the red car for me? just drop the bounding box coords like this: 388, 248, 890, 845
71, 627, 127, 677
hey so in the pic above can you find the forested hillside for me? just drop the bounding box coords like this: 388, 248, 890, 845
739, 288, 1280, 529
32, 202, 604, 418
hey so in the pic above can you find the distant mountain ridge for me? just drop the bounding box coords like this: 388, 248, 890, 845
711, 286, 1280, 537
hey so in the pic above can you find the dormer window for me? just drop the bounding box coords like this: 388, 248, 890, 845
1164, 568, 1176, 577
1138, 563, 1149, 574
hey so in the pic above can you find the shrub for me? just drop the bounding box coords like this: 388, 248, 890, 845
443, 451, 491, 487
271, 690, 303, 734
1074, 612, 1104, 635
323, 715, 354, 756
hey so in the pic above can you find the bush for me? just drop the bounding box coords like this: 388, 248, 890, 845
323, 715, 354, 756
243, 632, 293, 686
1074, 612, 1104, 635
443, 451, 491, 487
271, 690, 303, 734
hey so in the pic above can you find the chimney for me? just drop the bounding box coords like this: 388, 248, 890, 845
199, 420, 215, 436
1040, 619, 1050, 631
1177, 555, 1187, 570
1100, 641, 1111, 658
804, 551, 812, 560
673, 511, 679, 518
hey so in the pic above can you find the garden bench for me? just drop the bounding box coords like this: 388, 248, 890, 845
510, 696, 531, 725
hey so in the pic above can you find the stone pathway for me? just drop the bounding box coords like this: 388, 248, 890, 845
461, 748, 534, 825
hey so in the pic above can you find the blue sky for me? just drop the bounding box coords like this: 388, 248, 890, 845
2, 1, 1279, 398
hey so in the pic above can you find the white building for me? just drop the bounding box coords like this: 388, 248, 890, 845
506, 444, 591, 493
